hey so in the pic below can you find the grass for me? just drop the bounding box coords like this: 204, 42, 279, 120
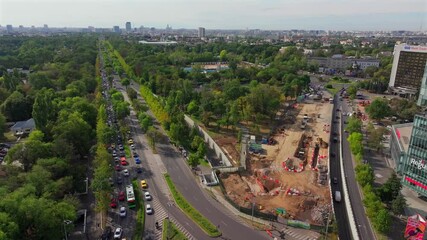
132, 180, 145, 240
124, 145, 131, 158
162, 218, 188, 240
3, 131, 17, 142
163, 173, 221, 237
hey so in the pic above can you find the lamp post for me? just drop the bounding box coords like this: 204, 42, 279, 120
63, 220, 72, 240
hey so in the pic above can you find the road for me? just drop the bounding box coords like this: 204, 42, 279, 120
337, 96, 376, 240
329, 95, 352, 240
119, 81, 271, 240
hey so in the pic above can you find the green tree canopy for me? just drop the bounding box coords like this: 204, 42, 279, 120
366, 98, 391, 120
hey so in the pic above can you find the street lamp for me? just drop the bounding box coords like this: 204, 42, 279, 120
63, 220, 72, 240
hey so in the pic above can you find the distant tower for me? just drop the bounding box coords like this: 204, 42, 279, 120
198, 27, 205, 38
6, 24, 13, 33
126, 22, 132, 32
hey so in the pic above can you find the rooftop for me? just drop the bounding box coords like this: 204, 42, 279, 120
393, 123, 413, 153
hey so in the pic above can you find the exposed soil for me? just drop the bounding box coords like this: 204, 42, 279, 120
219, 99, 334, 225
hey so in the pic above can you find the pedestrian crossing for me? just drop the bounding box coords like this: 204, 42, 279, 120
151, 199, 195, 240
278, 227, 320, 240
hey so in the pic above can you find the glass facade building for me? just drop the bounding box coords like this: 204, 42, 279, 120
403, 115, 427, 197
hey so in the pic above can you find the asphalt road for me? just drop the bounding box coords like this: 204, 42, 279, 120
123, 83, 271, 240
340, 99, 376, 240
329, 95, 352, 240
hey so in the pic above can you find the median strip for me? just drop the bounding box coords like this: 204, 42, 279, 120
163, 173, 221, 237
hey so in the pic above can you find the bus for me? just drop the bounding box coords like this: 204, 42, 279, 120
126, 184, 136, 208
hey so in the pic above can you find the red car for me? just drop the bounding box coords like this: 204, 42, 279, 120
115, 165, 121, 171
120, 160, 127, 166
110, 198, 117, 208
118, 191, 125, 201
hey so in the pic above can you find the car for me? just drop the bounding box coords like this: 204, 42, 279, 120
128, 139, 134, 144
117, 177, 123, 184
135, 157, 141, 164
120, 160, 127, 166
114, 157, 119, 163
333, 137, 338, 143
330, 152, 336, 158
146, 204, 153, 214
335, 116, 340, 119
109, 177, 114, 187
136, 168, 142, 174
115, 165, 121, 171
113, 227, 122, 239
119, 207, 127, 217
131, 144, 135, 150
333, 177, 338, 184
140, 180, 148, 188
118, 191, 125, 201
144, 191, 152, 201
112, 151, 117, 157
133, 152, 139, 158
123, 169, 129, 176
119, 144, 124, 151
110, 198, 117, 208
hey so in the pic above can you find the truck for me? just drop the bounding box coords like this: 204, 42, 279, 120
335, 191, 342, 202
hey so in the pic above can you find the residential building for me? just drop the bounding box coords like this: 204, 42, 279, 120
125, 22, 131, 32
198, 27, 205, 38
388, 44, 427, 99
390, 116, 427, 197
10, 118, 35, 136
308, 55, 380, 72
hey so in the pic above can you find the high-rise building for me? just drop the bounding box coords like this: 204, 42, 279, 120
390, 114, 427, 197
6, 25, 13, 32
113, 26, 120, 33
126, 22, 132, 32
389, 44, 427, 100
198, 27, 205, 38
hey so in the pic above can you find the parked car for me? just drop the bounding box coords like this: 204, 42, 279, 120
133, 152, 139, 158
146, 204, 153, 215
128, 139, 134, 144
115, 165, 121, 171
120, 160, 127, 166
119, 207, 126, 217
123, 169, 129, 177
136, 168, 142, 174
135, 157, 141, 164
113, 227, 122, 239
117, 177, 123, 185
131, 144, 135, 150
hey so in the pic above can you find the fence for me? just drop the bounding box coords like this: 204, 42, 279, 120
184, 115, 232, 167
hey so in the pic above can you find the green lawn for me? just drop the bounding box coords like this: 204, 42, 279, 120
164, 174, 221, 237
162, 219, 188, 240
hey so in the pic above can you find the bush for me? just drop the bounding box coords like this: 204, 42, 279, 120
325, 84, 333, 89
164, 174, 221, 237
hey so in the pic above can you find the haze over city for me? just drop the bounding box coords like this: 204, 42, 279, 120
1, 0, 427, 30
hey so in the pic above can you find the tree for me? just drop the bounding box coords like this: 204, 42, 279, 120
146, 126, 161, 151
378, 173, 402, 202
5, 140, 52, 171
121, 78, 130, 89
28, 130, 44, 141
391, 194, 407, 215
188, 152, 201, 168
347, 132, 363, 155
373, 209, 391, 233
32, 88, 57, 139
346, 85, 358, 99
0, 212, 19, 240
1, 91, 32, 121
345, 117, 362, 134
355, 164, 374, 187
366, 98, 391, 120
0, 112, 6, 138
115, 101, 130, 120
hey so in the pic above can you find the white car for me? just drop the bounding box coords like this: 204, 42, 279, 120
131, 144, 135, 150
146, 204, 153, 215
123, 169, 129, 177
119, 207, 126, 217
113, 227, 122, 239
144, 191, 152, 201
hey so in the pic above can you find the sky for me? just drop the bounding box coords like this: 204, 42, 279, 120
1, 0, 427, 31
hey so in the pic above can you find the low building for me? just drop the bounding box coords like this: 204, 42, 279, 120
391, 115, 427, 197
10, 118, 35, 136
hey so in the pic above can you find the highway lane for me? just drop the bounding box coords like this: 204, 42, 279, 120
329, 95, 352, 240
339, 98, 376, 240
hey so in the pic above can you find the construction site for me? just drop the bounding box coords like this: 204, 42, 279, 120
218, 96, 334, 226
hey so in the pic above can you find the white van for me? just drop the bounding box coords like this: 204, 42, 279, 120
335, 191, 342, 202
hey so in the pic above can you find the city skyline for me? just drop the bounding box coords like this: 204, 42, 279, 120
1, 0, 427, 31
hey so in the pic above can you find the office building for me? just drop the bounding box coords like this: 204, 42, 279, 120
113, 26, 120, 33
126, 22, 132, 32
391, 115, 427, 197
308, 55, 380, 72
6, 25, 13, 32
198, 27, 205, 38
388, 44, 427, 98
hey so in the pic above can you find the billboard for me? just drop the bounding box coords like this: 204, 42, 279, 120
404, 214, 426, 240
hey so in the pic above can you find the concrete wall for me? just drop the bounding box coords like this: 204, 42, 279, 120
184, 115, 232, 167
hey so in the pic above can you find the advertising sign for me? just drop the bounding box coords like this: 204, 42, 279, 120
404, 214, 426, 240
